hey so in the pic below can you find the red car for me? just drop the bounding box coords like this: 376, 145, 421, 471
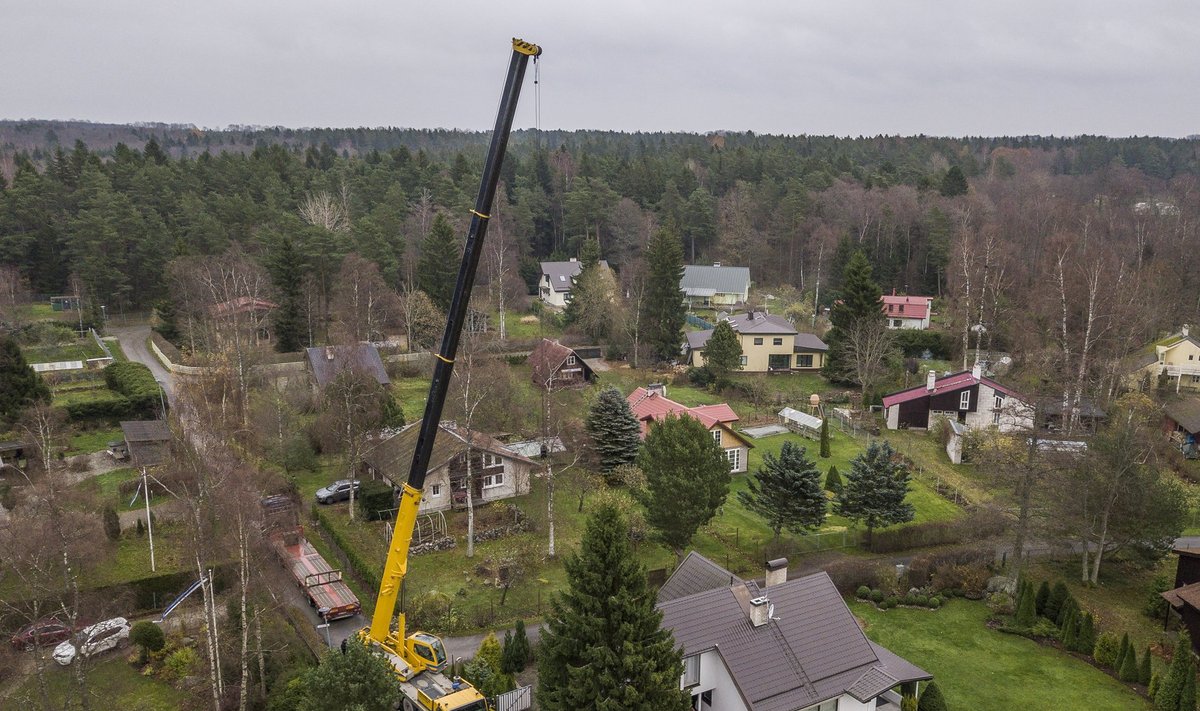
10, 618, 75, 651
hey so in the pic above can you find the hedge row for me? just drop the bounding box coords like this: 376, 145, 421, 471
64, 393, 142, 420
893, 329, 955, 359
104, 361, 165, 412
867, 508, 1008, 553
312, 507, 383, 593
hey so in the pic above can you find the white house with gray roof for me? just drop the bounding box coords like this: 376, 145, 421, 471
538, 259, 611, 308
682, 264, 751, 307
658, 553, 930, 711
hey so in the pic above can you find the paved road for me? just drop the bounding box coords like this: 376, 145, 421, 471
109, 325, 175, 404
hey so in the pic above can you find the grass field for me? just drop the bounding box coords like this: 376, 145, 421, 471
21, 340, 106, 364
64, 426, 125, 456
852, 598, 1151, 710
6, 654, 192, 710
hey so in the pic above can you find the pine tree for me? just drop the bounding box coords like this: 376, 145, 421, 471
703, 320, 743, 381
836, 440, 914, 544
268, 234, 306, 352
537, 505, 692, 711
1035, 580, 1051, 617
640, 227, 687, 363
819, 417, 831, 458
737, 441, 826, 538
0, 335, 50, 425
825, 465, 843, 494
1046, 582, 1069, 622
296, 636, 402, 711
1121, 641, 1142, 682
917, 681, 948, 711
418, 213, 461, 311
1141, 646, 1154, 686
940, 165, 969, 197
1015, 580, 1037, 628
824, 250, 884, 382
585, 386, 642, 475
637, 414, 731, 560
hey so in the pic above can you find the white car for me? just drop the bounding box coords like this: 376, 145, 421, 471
52, 617, 131, 665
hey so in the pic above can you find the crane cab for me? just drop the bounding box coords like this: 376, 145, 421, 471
407, 632, 448, 674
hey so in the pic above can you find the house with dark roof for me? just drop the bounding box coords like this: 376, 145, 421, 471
686, 312, 828, 373
120, 420, 172, 467
681, 264, 752, 307
538, 259, 611, 308
627, 385, 752, 473
1125, 325, 1200, 393
880, 294, 933, 330
528, 339, 596, 391
882, 365, 1032, 432
1163, 396, 1200, 458
304, 344, 390, 391
658, 554, 931, 711
360, 422, 534, 513
1161, 548, 1200, 654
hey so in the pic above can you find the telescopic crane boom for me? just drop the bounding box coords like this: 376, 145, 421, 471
360, 38, 541, 711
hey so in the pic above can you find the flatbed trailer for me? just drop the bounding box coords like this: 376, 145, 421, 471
262, 495, 361, 620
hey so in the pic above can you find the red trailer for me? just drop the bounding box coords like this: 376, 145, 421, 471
261, 495, 360, 620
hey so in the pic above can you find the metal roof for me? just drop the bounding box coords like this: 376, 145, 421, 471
794, 333, 829, 352
681, 265, 751, 297
882, 370, 1023, 409
657, 551, 745, 603
540, 260, 610, 293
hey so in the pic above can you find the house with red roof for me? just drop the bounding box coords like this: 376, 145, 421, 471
882, 364, 1032, 433
881, 293, 933, 330
627, 385, 752, 473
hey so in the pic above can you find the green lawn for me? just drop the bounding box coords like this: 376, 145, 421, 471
65, 426, 125, 456
852, 599, 1151, 710
6, 654, 192, 710
21, 340, 106, 364
502, 309, 563, 341
76, 467, 146, 510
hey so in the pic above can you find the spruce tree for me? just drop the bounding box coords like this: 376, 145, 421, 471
1015, 580, 1037, 628
1121, 642, 1142, 682
1141, 646, 1154, 686
1156, 633, 1192, 711
640, 227, 687, 363
1116, 633, 1131, 673
737, 441, 826, 538
823, 250, 884, 383
418, 213, 461, 311
940, 165, 969, 197
585, 386, 642, 475
637, 414, 731, 560
825, 465, 843, 494
268, 234, 306, 352
835, 440, 914, 544
537, 505, 692, 711
917, 681, 948, 711
819, 417, 831, 458
1077, 613, 1096, 655
1035, 580, 1051, 617
703, 320, 743, 381
0, 335, 50, 424
1046, 582, 1069, 622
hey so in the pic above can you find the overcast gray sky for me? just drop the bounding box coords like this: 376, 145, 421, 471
3, 0, 1196, 137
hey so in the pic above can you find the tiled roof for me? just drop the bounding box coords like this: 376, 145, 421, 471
657, 551, 743, 603
692, 403, 740, 423
361, 422, 534, 484
305, 345, 390, 388
120, 420, 171, 443
880, 295, 931, 320
658, 566, 930, 711
627, 387, 739, 429
681, 265, 751, 297
539, 260, 610, 293
881, 370, 1022, 409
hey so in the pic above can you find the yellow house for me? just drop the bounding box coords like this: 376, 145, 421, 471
685, 312, 827, 372
1126, 326, 1200, 393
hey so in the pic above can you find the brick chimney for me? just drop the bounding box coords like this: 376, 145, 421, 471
926, 370, 937, 391
749, 596, 770, 628
765, 558, 788, 587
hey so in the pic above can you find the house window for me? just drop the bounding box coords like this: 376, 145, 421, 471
1191, 355, 1195, 361
959, 391, 971, 410
483, 453, 502, 468
482, 473, 504, 489
739, 355, 748, 366
993, 395, 1003, 425
773, 337, 783, 346
893, 319, 902, 328
430, 484, 441, 497
797, 354, 813, 368
566, 355, 576, 365
712, 430, 722, 444
691, 690, 714, 710
725, 448, 741, 471
753, 337, 764, 346
888, 304, 894, 312
898, 304, 904, 313
682, 654, 700, 688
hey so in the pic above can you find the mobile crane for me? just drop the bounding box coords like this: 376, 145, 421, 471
357, 38, 541, 711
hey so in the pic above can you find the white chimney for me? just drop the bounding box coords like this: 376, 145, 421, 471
971, 363, 982, 380
325, 346, 334, 361
765, 558, 788, 588
926, 370, 937, 391
569, 257, 577, 262
1184, 324, 1191, 338
749, 596, 770, 627
647, 382, 667, 397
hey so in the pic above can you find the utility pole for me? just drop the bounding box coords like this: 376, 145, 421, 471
143, 466, 156, 572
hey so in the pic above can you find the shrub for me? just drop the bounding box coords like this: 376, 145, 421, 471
1145, 573, 1171, 619
104, 361, 164, 415
686, 366, 716, 388
823, 558, 892, 595
1093, 632, 1121, 668
130, 621, 165, 663
893, 330, 954, 359
1045, 581, 1069, 622
870, 589, 885, 603
987, 592, 1016, 616
908, 546, 994, 589
917, 681, 948, 711
135, 517, 145, 537
1035, 580, 1051, 616
356, 479, 396, 521
882, 597, 899, 609
102, 506, 121, 541
162, 646, 199, 680
824, 465, 842, 493
1119, 642, 1141, 682
856, 585, 872, 600
868, 508, 1007, 553
1030, 619, 1059, 640
928, 596, 942, 609
282, 434, 317, 472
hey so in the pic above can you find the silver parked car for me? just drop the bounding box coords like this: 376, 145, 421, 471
53, 616, 131, 665
315, 479, 361, 505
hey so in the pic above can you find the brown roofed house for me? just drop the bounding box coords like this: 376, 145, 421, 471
529, 339, 596, 391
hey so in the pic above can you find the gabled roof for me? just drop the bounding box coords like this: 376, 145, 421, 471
1163, 581, 1200, 610
880, 295, 932, 320
362, 422, 534, 484
528, 339, 595, 387
305, 345, 390, 388
681, 265, 751, 297
120, 420, 171, 443
882, 370, 1022, 409
1165, 397, 1200, 434
539, 260, 610, 293
658, 563, 931, 711
657, 551, 744, 603
723, 312, 798, 335
626, 388, 751, 447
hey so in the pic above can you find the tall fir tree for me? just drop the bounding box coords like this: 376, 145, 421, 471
268, 234, 306, 353
637, 414, 731, 560
537, 505, 692, 711
585, 386, 642, 475
0, 335, 50, 424
1035, 580, 1051, 617
640, 226, 687, 363
940, 165, 969, 197
737, 441, 826, 538
417, 213, 461, 311
1076, 612, 1096, 655
835, 440, 914, 543
702, 320, 743, 380
819, 417, 831, 458
1015, 580, 1037, 627
1115, 632, 1131, 672
823, 250, 883, 382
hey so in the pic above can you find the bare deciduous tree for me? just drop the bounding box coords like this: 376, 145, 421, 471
330, 254, 399, 344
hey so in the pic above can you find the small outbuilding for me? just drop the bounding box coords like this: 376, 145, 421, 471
120, 420, 172, 468
778, 406, 823, 439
